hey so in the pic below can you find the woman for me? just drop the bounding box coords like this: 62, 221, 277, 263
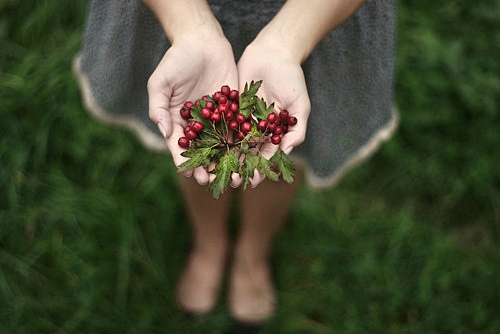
74, 0, 397, 327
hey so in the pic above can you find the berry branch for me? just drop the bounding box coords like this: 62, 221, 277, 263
177, 81, 297, 198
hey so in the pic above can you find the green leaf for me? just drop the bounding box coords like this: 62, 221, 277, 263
239, 80, 262, 117
239, 141, 250, 155
248, 80, 262, 95
239, 101, 257, 117
210, 147, 226, 165
194, 137, 220, 148
208, 149, 239, 198
266, 103, 275, 116
240, 151, 259, 189
177, 147, 212, 172
189, 104, 202, 119
257, 155, 279, 182
239, 80, 261, 102
254, 98, 271, 120
270, 149, 295, 183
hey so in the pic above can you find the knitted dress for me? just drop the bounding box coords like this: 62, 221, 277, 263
73, 0, 398, 189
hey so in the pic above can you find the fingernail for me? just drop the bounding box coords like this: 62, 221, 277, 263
284, 146, 294, 155
157, 123, 167, 138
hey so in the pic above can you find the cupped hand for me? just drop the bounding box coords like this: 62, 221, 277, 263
234, 40, 311, 188
147, 31, 238, 185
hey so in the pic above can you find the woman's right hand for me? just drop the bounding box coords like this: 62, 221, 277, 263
147, 29, 238, 185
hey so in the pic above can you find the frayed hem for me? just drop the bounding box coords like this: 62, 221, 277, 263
72, 53, 168, 153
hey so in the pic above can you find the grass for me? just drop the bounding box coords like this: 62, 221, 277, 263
1, 0, 499, 333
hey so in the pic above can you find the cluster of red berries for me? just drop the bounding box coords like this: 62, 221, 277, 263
258, 109, 297, 145
175, 81, 297, 197
177, 84, 297, 149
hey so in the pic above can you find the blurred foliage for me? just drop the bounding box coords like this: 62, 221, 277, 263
0, 0, 499, 333
394, 0, 500, 229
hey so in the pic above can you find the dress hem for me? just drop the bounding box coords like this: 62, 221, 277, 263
72, 54, 167, 152
295, 107, 398, 190
73, 53, 398, 190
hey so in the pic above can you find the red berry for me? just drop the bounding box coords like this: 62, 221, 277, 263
282, 124, 288, 133
229, 120, 239, 131
184, 101, 194, 109
224, 111, 234, 120
201, 95, 208, 101
205, 101, 215, 110
192, 121, 204, 132
218, 95, 228, 105
230, 102, 239, 113
267, 113, 278, 124
287, 116, 298, 126
279, 110, 289, 122
178, 137, 190, 148
180, 107, 191, 120
210, 111, 221, 122
236, 113, 246, 124
257, 119, 268, 131
213, 91, 222, 102
273, 126, 283, 136
186, 129, 197, 140
237, 131, 245, 140
229, 89, 239, 101
271, 134, 281, 145
219, 103, 228, 113
200, 107, 211, 119
268, 123, 277, 133
241, 121, 252, 133
220, 85, 231, 96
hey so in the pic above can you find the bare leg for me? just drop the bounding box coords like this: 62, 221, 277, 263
229, 168, 303, 323
176, 176, 234, 314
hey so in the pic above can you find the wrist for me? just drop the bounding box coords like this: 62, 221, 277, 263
253, 0, 367, 64
170, 14, 224, 44
142, 0, 224, 43
171, 20, 225, 46
251, 27, 307, 64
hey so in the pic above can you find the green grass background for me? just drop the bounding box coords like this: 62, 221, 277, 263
1, 0, 499, 333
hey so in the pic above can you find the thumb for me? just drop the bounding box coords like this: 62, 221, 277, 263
147, 75, 173, 139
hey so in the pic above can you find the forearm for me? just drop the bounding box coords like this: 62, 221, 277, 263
256, 0, 366, 63
141, 0, 223, 42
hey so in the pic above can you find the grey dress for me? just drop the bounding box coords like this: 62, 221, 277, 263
73, 0, 398, 188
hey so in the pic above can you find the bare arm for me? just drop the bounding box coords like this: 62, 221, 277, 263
256, 0, 366, 63
141, 0, 223, 42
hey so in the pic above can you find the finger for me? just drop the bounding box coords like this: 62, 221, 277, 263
249, 169, 265, 187
280, 117, 307, 155
280, 99, 310, 154
147, 71, 173, 138
193, 166, 211, 185
230, 173, 242, 188
204, 161, 218, 185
